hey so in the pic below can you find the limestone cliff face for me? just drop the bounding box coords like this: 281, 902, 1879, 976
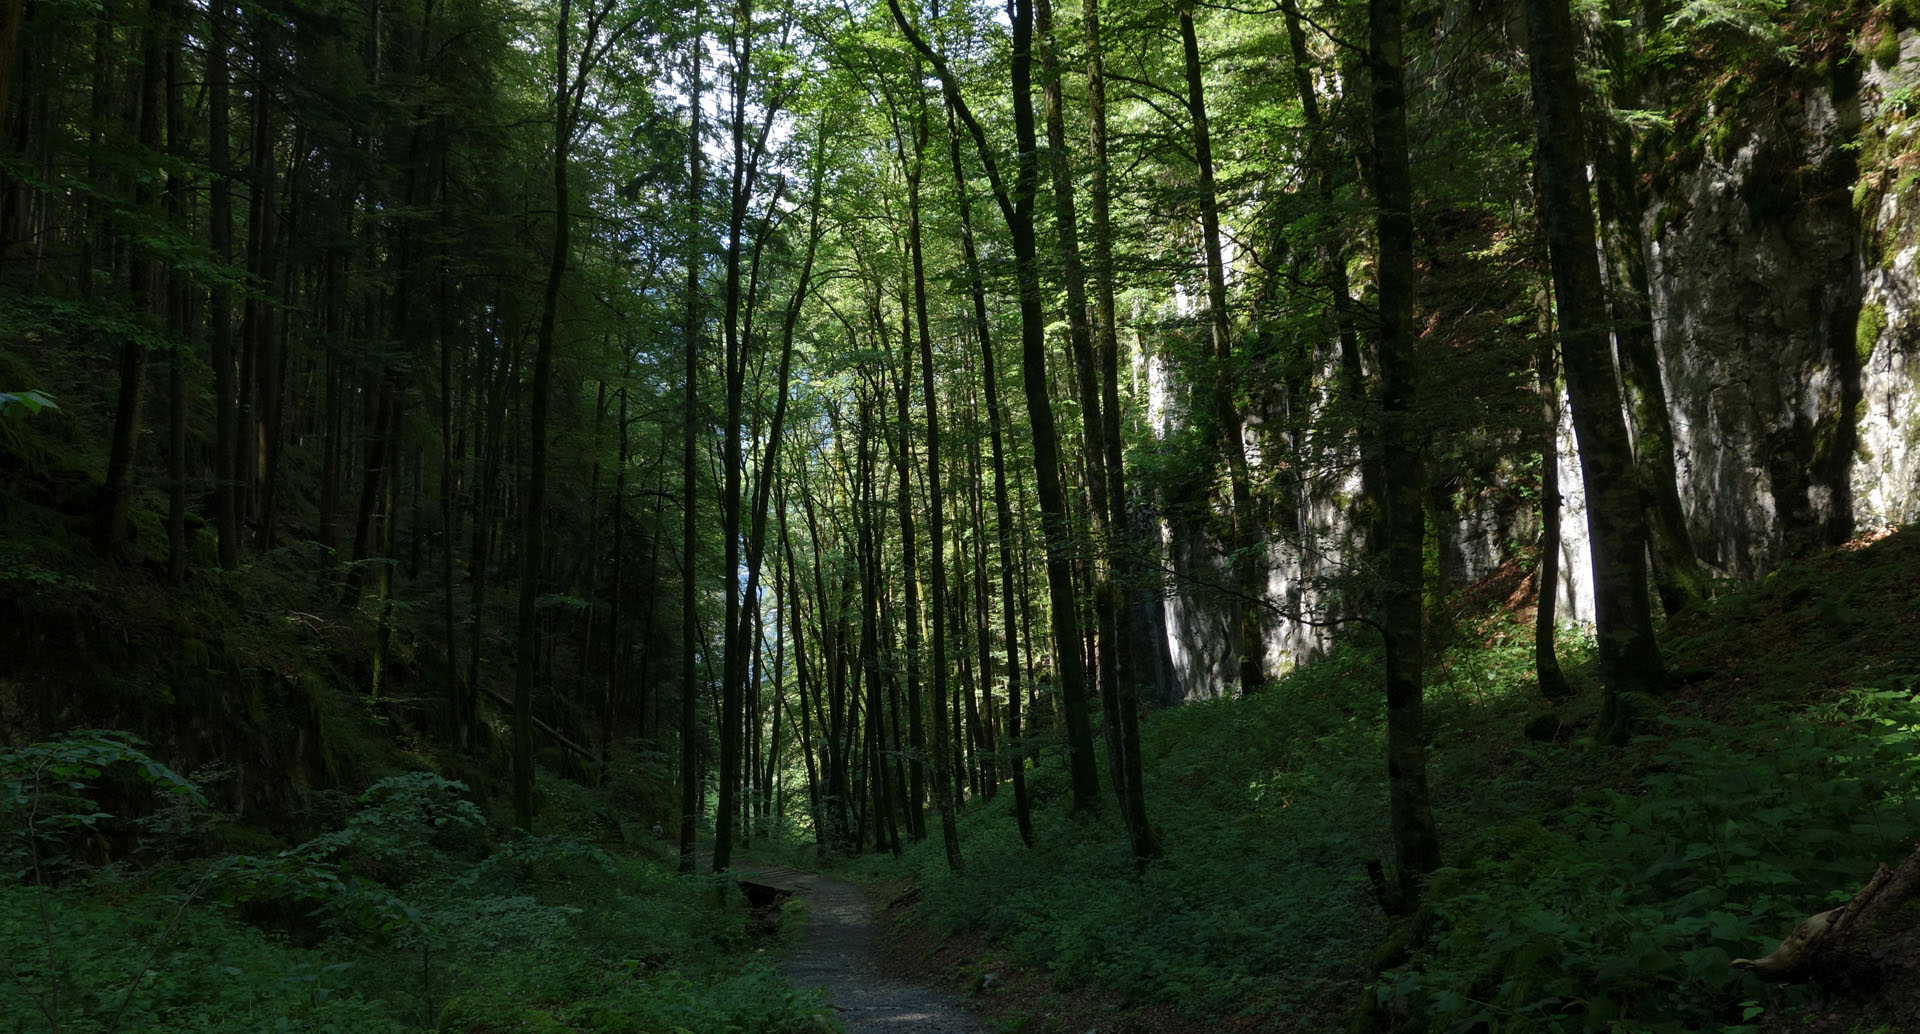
1148, 31, 1920, 700
1846, 33, 1920, 530
1644, 29, 1920, 583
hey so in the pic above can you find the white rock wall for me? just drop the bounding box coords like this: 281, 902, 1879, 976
1142, 35, 1920, 698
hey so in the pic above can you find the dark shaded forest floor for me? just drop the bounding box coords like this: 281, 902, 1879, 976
853, 525, 1920, 1034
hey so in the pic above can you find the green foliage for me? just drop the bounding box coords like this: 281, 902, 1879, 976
876, 532, 1920, 1032
871, 642, 1403, 1018
0, 389, 59, 418
1380, 690, 1920, 1033
2, 731, 204, 877
1665, 0, 1790, 50
0, 874, 413, 1034
4, 748, 824, 1034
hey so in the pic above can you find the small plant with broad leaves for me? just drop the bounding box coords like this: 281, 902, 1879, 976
2, 731, 211, 1034
0, 388, 58, 419
2, 730, 204, 880
1377, 689, 1920, 1034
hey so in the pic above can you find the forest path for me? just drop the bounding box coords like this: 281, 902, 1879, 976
737, 863, 988, 1033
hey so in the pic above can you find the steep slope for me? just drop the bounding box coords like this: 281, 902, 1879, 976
865, 525, 1920, 1034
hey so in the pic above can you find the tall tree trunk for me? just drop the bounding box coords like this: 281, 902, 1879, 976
162, 0, 186, 585
469, 339, 515, 699
963, 393, 998, 800
438, 152, 467, 745
1011, 0, 1097, 811
241, 69, 280, 548
889, 0, 1100, 813
518, 0, 580, 829
1179, 4, 1265, 695
1532, 278, 1574, 700
877, 329, 932, 843
943, 102, 1032, 846
96, 0, 168, 554
0, 0, 23, 158
713, 4, 749, 871
677, 9, 705, 875
1524, 0, 1667, 743
1369, 0, 1442, 908
1038, 0, 1124, 824
602, 381, 628, 776
1280, 0, 1379, 552
800, 468, 852, 849
779, 502, 827, 851
724, 138, 821, 854
713, 0, 785, 870
205, 0, 240, 569
1591, 118, 1706, 617
907, 91, 962, 872
1081, 0, 1156, 860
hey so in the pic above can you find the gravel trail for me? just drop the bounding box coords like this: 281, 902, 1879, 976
743, 864, 988, 1033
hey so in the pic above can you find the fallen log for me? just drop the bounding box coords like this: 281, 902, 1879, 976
1741, 843, 1920, 1034
475, 684, 598, 761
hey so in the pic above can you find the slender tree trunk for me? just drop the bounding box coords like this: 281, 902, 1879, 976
1012, 0, 1098, 811
889, 0, 1099, 812
779, 502, 827, 851
713, 0, 787, 869
96, 0, 168, 554
1532, 279, 1574, 700
317, 282, 344, 557
205, 0, 240, 569
880, 333, 934, 843
515, 0, 577, 827
963, 394, 998, 800
1039, 0, 1128, 829
907, 94, 962, 871
162, 1, 186, 585
1280, 0, 1379, 552
855, 389, 890, 853
1591, 125, 1706, 616
1586, 5, 1703, 614
800, 469, 852, 849
601, 382, 629, 777
1081, 0, 1156, 860
242, 74, 281, 548
437, 151, 467, 744
1524, 0, 1667, 742
469, 341, 514, 698
677, 10, 705, 874
0, 0, 23, 158
714, 9, 749, 871
1369, 0, 1442, 908
1179, 4, 1265, 695
943, 102, 1033, 846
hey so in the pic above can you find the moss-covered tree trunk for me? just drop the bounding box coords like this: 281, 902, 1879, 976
1524, 0, 1667, 743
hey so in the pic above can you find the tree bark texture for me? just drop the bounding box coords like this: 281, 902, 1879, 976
1523, 0, 1667, 743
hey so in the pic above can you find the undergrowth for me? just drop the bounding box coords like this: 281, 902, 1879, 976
2, 742, 830, 1034
867, 528, 1920, 1034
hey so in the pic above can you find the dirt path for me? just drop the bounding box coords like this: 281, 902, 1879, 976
743, 864, 987, 1033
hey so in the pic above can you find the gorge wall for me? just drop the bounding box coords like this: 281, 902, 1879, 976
1147, 27, 1920, 702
